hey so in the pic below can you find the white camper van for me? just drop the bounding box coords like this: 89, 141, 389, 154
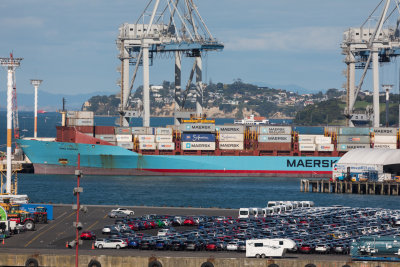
262, 207, 274, 217
238, 208, 263, 219
246, 238, 296, 258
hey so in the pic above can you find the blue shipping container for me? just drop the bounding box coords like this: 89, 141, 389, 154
182, 133, 215, 142
293, 126, 324, 135
20, 204, 54, 220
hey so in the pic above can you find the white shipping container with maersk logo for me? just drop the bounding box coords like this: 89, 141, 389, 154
258, 135, 291, 143
137, 135, 155, 143
157, 143, 175, 150
156, 127, 173, 135
219, 142, 243, 150
373, 127, 398, 136
299, 144, 316, 151
315, 136, 332, 144
139, 143, 156, 150
215, 125, 244, 134
317, 144, 334, 151
180, 124, 215, 132
298, 135, 315, 144
374, 143, 397, 149
155, 135, 173, 143
182, 142, 215, 151
259, 126, 291, 135
116, 135, 133, 142
219, 134, 244, 142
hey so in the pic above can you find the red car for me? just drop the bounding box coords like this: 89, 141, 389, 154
80, 231, 96, 240
183, 217, 196, 226
299, 244, 313, 254
205, 243, 217, 251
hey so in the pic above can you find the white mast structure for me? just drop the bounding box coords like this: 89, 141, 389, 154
30, 79, 43, 138
116, 0, 223, 127
0, 54, 22, 194
341, 0, 400, 127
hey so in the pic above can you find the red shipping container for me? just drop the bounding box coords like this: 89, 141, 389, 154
95, 126, 115, 135
257, 142, 292, 151
74, 126, 93, 133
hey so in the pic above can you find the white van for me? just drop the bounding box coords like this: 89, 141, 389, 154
267, 201, 283, 208
238, 207, 262, 219
262, 207, 274, 217
273, 206, 281, 214
300, 201, 315, 208
246, 238, 296, 258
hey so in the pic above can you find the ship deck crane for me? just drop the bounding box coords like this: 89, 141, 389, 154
341, 0, 400, 127
116, 0, 224, 127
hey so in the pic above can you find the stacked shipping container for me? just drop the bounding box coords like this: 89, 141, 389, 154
257, 126, 292, 151
216, 125, 244, 150
373, 127, 398, 149
337, 127, 371, 151
181, 124, 216, 151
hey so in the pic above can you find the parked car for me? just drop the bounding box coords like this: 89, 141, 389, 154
95, 238, 127, 249
80, 231, 96, 240
110, 208, 134, 216
108, 210, 130, 218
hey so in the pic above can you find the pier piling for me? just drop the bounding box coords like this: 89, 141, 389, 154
301, 179, 400, 196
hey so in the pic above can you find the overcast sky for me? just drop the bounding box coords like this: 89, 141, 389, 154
0, 0, 396, 95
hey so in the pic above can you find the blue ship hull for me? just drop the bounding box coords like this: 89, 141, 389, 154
17, 139, 339, 177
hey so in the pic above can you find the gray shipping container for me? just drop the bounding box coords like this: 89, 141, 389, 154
258, 135, 292, 143
337, 136, 370, 144
215, 125, 244, 134
68, 118, 94, 126
180, 123, 215, 132
115, 127, 132, 135
117, 142, 134, 150
96, 135, 116, 142
259, 126, 292, 135
67, 111, 94, 119
338, 127, 372, 136
338, 144, 370, 151
155, 127, 173, 135
373, 127, 398, 136
132, 127, 147, 135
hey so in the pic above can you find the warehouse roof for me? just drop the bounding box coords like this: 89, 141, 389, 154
338, 149, 400, 166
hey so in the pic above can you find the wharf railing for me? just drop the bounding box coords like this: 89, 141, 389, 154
300, 179, 400, 195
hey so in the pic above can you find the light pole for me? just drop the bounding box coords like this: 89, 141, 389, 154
30, 79, 43, 138
0, 54, 22, 194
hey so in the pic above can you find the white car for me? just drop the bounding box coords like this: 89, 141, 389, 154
95, 238, 127, 249
226, 241, 239, 251
157, 228, 175, 237
111, 208, 134, 216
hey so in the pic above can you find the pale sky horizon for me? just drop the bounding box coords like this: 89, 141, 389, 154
0, 0, 398, 95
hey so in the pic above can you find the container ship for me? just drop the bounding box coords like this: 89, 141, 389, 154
17, 111, 400, 178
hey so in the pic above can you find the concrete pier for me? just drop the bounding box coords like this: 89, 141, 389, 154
301, 179, 400, 195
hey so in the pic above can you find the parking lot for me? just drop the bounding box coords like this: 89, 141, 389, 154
5, 204, 399, 261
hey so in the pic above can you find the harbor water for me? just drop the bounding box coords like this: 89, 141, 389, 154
18, 174, 400, 209
2, 111, 400, 210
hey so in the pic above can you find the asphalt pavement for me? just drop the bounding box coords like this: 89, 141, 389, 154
1, 204, 351, 262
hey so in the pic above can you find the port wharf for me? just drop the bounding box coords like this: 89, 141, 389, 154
301, 179, 400, 195
2, 204, 398, 267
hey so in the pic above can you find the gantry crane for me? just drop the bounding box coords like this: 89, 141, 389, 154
342, 0, 400, 127
116, 0, 224, 127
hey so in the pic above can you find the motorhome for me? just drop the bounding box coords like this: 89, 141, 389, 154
246, 238, 296, 258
